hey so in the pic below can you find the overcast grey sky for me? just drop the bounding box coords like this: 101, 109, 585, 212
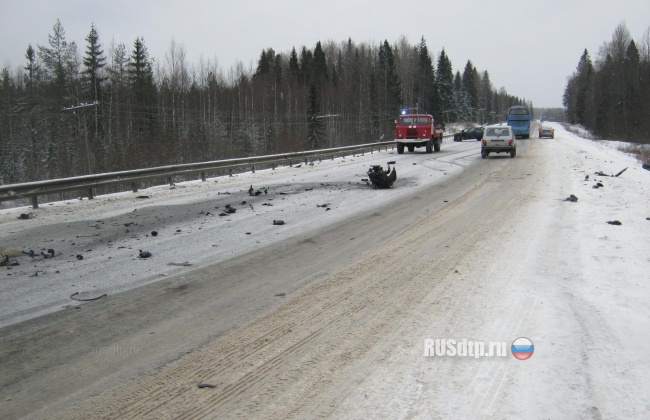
1, 0, 649, 108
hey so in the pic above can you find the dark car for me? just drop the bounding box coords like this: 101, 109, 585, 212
454, 126, 484, 141
538, 126, 555, 139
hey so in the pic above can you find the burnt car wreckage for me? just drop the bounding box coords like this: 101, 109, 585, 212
367, 161, 397, 188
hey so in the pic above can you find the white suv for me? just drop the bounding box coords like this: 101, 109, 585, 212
481, 125, 516, 158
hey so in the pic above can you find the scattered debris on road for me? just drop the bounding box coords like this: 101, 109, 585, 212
606, 220, 622, 226
595, 167, 628, 177
197, 383, 216, 389
273, 220, 285, 225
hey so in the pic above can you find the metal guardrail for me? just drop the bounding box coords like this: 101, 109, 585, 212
0, 141, 388, 208
0, 136, 455, 209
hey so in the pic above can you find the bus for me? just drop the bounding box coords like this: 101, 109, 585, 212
506, 105, 531, 139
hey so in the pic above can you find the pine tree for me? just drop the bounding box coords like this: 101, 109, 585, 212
416, 37, 437, 116
461, 60, 478, 120
377, 40, 402, 131
436, 49, 455, 122
128, 37, 157, 139
82, 24, 107, 101
38, 19, 78, 103
312, 41, 328, 86
574, 49, 594, 126
288, 47, 299, 81
306, 82, 324, 149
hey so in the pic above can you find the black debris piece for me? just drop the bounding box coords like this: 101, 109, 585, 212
136, 195, 151, 199
18, 213, 31, 220
241, 201, 247, 205
151, 231, 158, 236
584, 175, 589, 181
70, 292, 107, 301
41, 249, 56, 258
317, 203, 330, 208
564, 194, 578, 202
264, 189, 268, 194
225, 207, 236, 214
595, 171, 608, 177
606, 220, 622, 226
275, 292, 286, 297
614, 167, 627, 177
254, 190, 262, 196
295, 164, 302, 168
219, 212, 228, 216
76, 254, 84, 260
198, 383, 216, 389
643, 163, 650, 171
248, 185, 254, 196
273, 220, 285, 225
1, 256, 19, 267
139, 250, 152, 258
22, 249, 36, 258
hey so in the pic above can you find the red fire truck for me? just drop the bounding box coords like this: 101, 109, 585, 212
394, 113, 444, 154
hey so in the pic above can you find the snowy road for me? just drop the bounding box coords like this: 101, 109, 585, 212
1, 124, 649, 419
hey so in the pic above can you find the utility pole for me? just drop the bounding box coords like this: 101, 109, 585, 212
62, 101, 99, 175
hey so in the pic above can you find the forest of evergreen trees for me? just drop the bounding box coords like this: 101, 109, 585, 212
564, 23, 650, 143
0, 19, 531, 185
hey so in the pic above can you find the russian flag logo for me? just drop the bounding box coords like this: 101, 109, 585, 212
511, 337, 534, 360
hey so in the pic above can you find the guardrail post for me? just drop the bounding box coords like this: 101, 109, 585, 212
168, 177, 174, 186
251, 165, 255, 173
88, 188, 94, 200
131, 182, 138, 193
201, 172, 206, 182
229, 169, 233, 177
31, 196, 39, 209
272, 163, 276, 170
